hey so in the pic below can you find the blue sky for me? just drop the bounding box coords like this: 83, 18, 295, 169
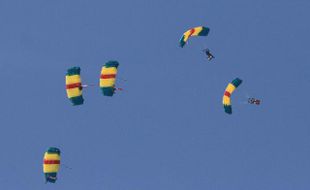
0, 0, 309, 189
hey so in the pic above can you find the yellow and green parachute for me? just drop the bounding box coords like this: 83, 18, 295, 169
43, 147, 61, 183
223, 78, 242, 114
65, 67, 84, 105
99, 61, 119, 96
179, 26, 210, 48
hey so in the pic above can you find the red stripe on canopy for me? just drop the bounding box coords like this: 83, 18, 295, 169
101, 74, 116, 79
188, 28, 195, 37
44, 160, 60, 164
224, 91, 231, 97
66, 83, 81, 89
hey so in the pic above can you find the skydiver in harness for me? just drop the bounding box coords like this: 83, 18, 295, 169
248, 98, 261, 105
203, 48, 215, 61
113, 86, 123, 94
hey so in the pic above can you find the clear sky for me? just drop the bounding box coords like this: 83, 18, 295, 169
0, 0, 309, 189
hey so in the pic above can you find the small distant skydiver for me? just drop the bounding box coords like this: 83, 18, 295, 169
113, 87, 123, 94
115, 87, 123, 91
248, 98, 261, 105
203, 48, 215, 61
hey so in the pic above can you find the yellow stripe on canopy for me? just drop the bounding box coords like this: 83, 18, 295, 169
44, 153, 60, 160
100, 79, 115, 87
223, 96, 231, 105
66, 75, 81, 84
226, 84, 236, 93
66, 88, 82, 98
101, 67, 117, 74
43, 164, 60, 173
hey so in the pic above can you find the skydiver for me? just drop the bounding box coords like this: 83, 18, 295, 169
113, 87, 123, 93
248, 98, 261, 105
203, 48, 215, 61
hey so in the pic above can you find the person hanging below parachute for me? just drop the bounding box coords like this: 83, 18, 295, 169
248, 98, 261, 105
99, 61, 122, 97
203, 48, 215, 61
43, 147, 61, 183
179, 26, 215, 61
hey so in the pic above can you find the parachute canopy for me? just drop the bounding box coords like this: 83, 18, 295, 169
179, 26, 210, 48
223, 78, 242, 114
65, 67, 84, 105
100, 61, 119, 96
43, 147, 61, 183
